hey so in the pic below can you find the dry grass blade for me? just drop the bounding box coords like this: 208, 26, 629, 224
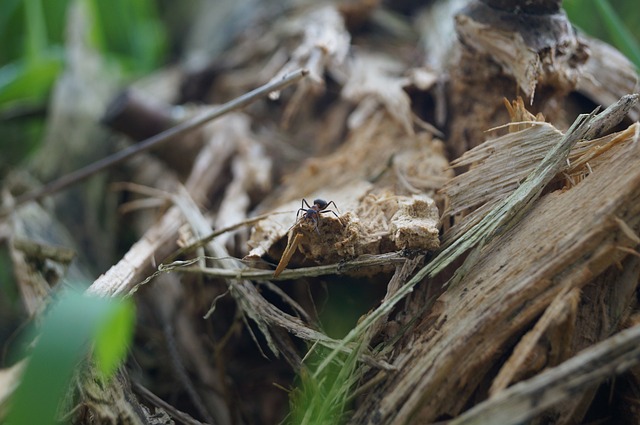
430, 108, 595, 279
442, 123, 561, 242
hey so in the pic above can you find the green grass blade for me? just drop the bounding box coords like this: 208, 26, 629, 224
593, 0, 640, 67
24, 0, 48, 61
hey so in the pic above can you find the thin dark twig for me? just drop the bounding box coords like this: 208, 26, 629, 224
8, 69, 309, 210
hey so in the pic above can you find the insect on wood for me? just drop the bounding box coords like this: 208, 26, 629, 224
296, 198, 340, 233
274, 198, 342, 277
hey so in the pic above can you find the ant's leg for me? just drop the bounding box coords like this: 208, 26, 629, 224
313, 217, 321, 234
324, 201, 340, 214
320, 209, 340, 218
298, 199, 312, 219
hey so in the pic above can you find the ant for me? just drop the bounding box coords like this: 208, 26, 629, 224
296, 198, 340, 233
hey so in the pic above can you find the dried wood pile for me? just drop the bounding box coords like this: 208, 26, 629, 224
2, 0, 640, 424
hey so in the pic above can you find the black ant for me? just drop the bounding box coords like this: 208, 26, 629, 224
296, 198, 340, 233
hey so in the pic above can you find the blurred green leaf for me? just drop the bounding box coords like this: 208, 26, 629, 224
94, 297, 135, 379
0, 0, 22, 62
24, 0, 48, 61
593, 0, 640, 68
0, 51, 63, 105
0, 0, 167, 168
91, 0, 167, 75
5, 290, 135, 425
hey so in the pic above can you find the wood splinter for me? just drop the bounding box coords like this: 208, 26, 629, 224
274, 231, 304, 277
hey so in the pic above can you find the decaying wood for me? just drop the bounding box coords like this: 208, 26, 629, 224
446, 0, 638, 161
489, 286, 581, 395
449, 321, 640, 425
351, 117, 640, 423
456, 1, 587, 101
576, 36, 640, 121
269, 4, 350, 128
548, 255, 640, 424
4, 1, 640, 424
247, 111, 448, 271
442, 94, 638, 247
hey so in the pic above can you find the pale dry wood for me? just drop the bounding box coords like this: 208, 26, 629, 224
445, 1, 637, 161
341, 52, 415, 135
0, 362, 25, 418
550, 255, 640, 424
454, 1, 587, 101
449, 323, 640, 425
88, 113, 261, 297
576, 35, 640, 121
443, 123, 561, 224
213, 124, 272, 251
432, 108, 596, 279
169, 184, 394, 370
490, 287, 581, 395
269, 4, 351, 127
351, 117, 640, 424
442, 94, 638, 247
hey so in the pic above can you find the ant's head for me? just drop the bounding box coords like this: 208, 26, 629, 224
313, 198, 328, 209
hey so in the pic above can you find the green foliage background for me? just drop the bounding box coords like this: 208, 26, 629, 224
0, 1, 638, 424
1, 0, 638, 173
0, 0, 167, 173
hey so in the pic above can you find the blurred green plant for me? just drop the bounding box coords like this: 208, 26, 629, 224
0, 0, 167, 171
565, 0, 640, 68
4, 289, 135, 425
287, 343, 363, 425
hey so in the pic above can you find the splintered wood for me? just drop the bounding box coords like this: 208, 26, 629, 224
351, 106, 640, 424
6, 1, 640, 424
247, 111, 448, 275
270, 193, 440, 278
